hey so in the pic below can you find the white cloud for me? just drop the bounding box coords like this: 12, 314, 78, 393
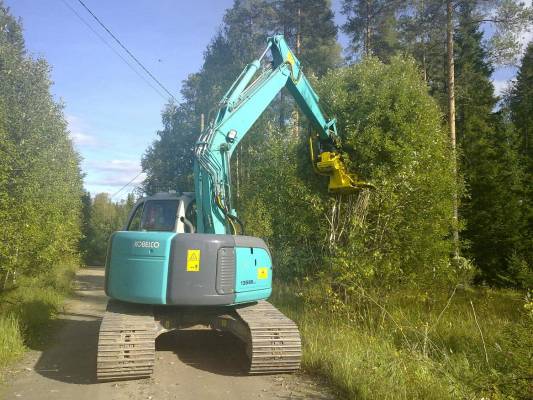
71, 131, 99, 146
86, 173, 146, 188
492, 79, 510, 97
87, 159, 140, 173
519, 29, 532, 52
66, 114, 102, 148
85, 159, 145, 188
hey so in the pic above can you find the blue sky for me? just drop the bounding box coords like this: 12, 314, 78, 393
4, 0, 530, 200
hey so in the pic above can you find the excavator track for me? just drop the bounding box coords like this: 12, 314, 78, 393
234, 301, 301, 374
97, 300, 157, 381
97, 300, 300, 380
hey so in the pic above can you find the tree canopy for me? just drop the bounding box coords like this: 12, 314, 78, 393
0, 2, 83, 289
139, 0, 532, 288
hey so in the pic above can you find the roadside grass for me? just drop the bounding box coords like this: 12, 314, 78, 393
272, 282, 533, 400
0, 261, 77, 378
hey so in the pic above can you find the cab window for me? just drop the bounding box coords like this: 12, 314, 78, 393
140, 200, 178, 232
127, 203, 144, 231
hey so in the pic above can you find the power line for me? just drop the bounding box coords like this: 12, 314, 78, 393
75, 0, 177, 102
59, 0, 168, 100
111, 172, 144, 199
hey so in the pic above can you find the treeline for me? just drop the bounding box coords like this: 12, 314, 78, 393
0, 2, 83, 291
143, 0, 532, 288
80, 193, 135, 265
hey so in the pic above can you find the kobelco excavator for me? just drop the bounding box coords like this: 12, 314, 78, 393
98, 35, 370, 381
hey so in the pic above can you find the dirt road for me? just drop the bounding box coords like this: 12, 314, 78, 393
1, 267, 334, 400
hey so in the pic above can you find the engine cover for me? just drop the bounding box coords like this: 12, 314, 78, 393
167, 234, 272, 305
105, 232, 272, 306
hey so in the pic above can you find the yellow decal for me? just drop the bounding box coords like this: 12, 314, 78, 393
286, 51, 295, 67
186, 249, 200, 272
257, 267, 269, 280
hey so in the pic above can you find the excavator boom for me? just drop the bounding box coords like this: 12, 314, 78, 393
194, 35, 369, 235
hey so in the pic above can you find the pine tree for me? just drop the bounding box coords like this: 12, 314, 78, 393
277, 0, 341, 76
342, 0, 404, 61
142, 0, 342, 196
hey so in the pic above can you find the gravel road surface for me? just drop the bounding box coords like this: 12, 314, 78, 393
1, 267, 334, 400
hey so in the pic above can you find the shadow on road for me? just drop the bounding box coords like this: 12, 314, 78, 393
33, 266, 262, 384
157, 329, 250, 377
33, 267, 105, 385
34, 318, 100, 385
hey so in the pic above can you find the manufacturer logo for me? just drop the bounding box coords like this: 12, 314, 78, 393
134, 241, 160, 249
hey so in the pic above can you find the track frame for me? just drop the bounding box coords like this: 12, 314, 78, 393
96, 300, 301, 381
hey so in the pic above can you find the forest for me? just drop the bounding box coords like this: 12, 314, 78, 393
1, 0, 532, 399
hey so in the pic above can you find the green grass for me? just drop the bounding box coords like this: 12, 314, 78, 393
0, 261, 77, 378
0, 315, 24, 370
272, 282, 533, 400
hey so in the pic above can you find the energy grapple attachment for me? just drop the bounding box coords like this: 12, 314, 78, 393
309, 136, 374, 194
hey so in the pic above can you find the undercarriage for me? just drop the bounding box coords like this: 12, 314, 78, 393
96, 300, 301, 381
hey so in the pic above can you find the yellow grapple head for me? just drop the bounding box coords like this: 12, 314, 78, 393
316, 151, 373, 194
309, 136, 373, 194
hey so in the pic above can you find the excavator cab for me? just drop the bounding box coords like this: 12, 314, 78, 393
125, 192, 196, 234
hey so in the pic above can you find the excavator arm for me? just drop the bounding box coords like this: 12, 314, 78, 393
194, 35, 369, 235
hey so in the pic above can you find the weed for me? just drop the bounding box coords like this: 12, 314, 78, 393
0, 315, 24, 370
272, 282, 533, 400
0, 260, 76, 378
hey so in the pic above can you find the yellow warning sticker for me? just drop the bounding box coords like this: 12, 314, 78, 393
186, 249, 200, 272
257, 267, 269, 280
286, 51, 295, 67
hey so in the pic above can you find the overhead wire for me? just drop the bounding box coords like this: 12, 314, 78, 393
75, 0, 177, 102
59, 0, 171, 199
59, 0, 168, 100
110, 172, 143, 199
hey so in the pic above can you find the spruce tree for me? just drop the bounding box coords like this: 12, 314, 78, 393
455, 2, 527, 285
510, 42, 533, 164
508, 42, 533, 286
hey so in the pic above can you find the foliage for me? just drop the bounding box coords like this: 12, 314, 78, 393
340, 0, 532, 287
235, 57, 458, 286
342, 0, 404, 61
141, 0, 532, 289
272, 283, 533, 399
141, 0, 341, 194
0, 256, 76, 379
510, 41, 533, 161
80, 192, 135, 265
507, 42, 533, 286
454, 3, 530, 287
0, 2, 83, 289
0, 314, 24, 373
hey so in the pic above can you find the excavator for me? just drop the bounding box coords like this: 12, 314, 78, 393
97, 34, 370, 381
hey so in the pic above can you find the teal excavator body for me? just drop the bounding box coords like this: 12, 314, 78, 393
98, 34, 371, 382
105, 192, 273, 305
105, 35, 368, 307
